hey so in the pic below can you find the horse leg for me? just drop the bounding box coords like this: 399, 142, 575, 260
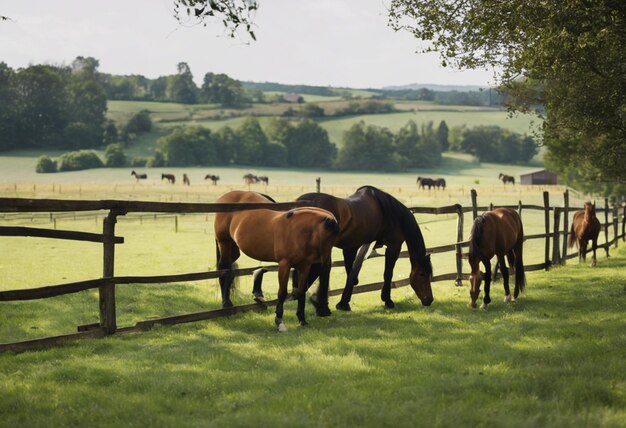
580, 239, 588, 263
311, 260, 332, 317
592, 237, 598, 267
217, 241, 239, 308
480, 259, 492, 310
275, 261, 290, 332
295, 265, 312, 327
381, 246, 401, 309
252, 268, 268, 302
500, 254, 512, 303
337, 247, 359, 311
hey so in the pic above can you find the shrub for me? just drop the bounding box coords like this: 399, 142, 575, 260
130, 157, 148, 167
125, 110, 152, 135
58, 150, 104, 171
35, 156, 57, 173
146, 150, 166, 167
104, 143, 127, 167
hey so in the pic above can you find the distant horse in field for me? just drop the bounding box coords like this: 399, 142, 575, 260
258, 176, 269, 185
161, 173, 175, 184
499, 173, 515, 185
204, 174, 220, 185
568, 202, 601, 266
435, 178, 446, 189
183, 173, 190, 186
214, 191, 339, 331
243, 173, 259, 186
256, 186, 433, 312
468, 207, 526, 309
417, 177, 436, 189
131, 170, 147, 182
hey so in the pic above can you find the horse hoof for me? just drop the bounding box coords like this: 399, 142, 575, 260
504, 294, 512, 302
299, 321, 309, 327
277, 323, 287, 333
336, 301, 351, 311
480, 303, 488, 310
253, 295, 266, 304
316, 307, 332, 317
222, 302, 234, 309
384, 300, 395, 309
469, 302, 477, 309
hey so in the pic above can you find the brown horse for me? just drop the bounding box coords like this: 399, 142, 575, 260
417, 177, 436, 189
468, 208, 526, 309
161, 173, 175, 184
256, 186, 433, 311
214, 191, 339, 331
568, 202, 601, 266
498, 173, 515, 185
204, 174, 220, 185
243, 173, 259, 186
183, 173, 190, 186
258, 176, 269, 185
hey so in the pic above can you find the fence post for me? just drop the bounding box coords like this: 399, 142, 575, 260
613, 204, 619, 248
316, 177, 321, 193
100, 210, 122, 334
561, 189, 569, 265
471, 189, 478, 220
622, 203, 626, 242
518, 200, 522, 220
603, 197, 610, 257
454, 204, 464, 287
543, 191, 550, 271
552, 207, 561, 265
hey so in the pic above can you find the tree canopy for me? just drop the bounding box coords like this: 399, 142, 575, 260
388, 0, 626, 186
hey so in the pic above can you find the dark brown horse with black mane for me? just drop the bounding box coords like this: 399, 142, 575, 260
468, 207, 526, 309
435, 178, 446, 189
498, 173, 515, 185
161, 173, 175, 184
258, 176, 269, 185
214, 191, 339, 331
568, 202, 601, 266
417, 177, 436, 189
255, 186, 433, 312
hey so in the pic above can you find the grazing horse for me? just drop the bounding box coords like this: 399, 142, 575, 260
568, 202, 601, 266
161, 173, 175, 184
468, 207, 526, 309
259, 186, 432, 311
183, 173, 190, 186
131, 170, 147, 182
258, 176, 269, 185
204, 174, 220, 185
417, 177, 436, 189
214, 191, 339, 331
498, 173, 515, 185
435, 178, 446, 189
243, 173, 259, 186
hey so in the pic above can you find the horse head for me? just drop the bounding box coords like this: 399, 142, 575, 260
409, 254, 433, 306
469, 270, 484, 308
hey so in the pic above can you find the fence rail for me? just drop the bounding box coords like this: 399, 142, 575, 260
1, 190, 624, 352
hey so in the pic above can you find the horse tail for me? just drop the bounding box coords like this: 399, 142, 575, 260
568, 222, 577, 248
322, 217, 340, 236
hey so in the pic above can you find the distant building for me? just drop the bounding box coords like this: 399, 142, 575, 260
520, 169, 558, 185
282, 93, 304, 103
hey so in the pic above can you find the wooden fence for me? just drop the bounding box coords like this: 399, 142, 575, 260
1, 190, 624, 353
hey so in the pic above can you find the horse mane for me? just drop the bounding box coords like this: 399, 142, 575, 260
359, 185, 432, 275
469, 214, 487, 262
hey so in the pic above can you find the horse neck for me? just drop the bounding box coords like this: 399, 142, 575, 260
583, 205, 594, 221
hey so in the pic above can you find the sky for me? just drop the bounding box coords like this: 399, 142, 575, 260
0, 0, 495, 89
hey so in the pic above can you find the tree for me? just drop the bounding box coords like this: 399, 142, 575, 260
336, 121, 399, 171
157, 126, 218, 166
173, 0, 258, 40
58, 150, 104, 171
234, 117, 268, 165
200, 72, 246, 105
104, 143, 127, 167
388, 0, 626, 185
0, 62, 18, 150
125, 110, 152, 135
35, 156, 57, 173
166, 62, 197, 104
436, 121, 449, 152
268, 118, 337, 168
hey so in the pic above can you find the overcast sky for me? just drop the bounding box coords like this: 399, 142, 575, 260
0, 0, 495, 88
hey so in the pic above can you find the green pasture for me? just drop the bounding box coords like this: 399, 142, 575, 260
0, 201, 624, 426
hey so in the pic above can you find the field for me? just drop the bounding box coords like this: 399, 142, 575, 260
1, 168, 625, 426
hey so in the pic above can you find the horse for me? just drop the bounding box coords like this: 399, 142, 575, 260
568, 202, 601, 266
417, 177, 436, 189
131, 170, 147, 182
243, 173, 259, 186
161, 173, 176, 184
214, 191, 339, 331
183, 173, 190, 186
468, 207, 526, 309
435, 178, 446, 189
498, 173, 515, 185
255, 185, 433, 311
204, 174, 220, 185
258, 176, 269, 185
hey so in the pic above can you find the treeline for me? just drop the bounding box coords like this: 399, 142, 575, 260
450, 125, 538, 163
0, 57, 153, 152
377, 88, 506, 107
